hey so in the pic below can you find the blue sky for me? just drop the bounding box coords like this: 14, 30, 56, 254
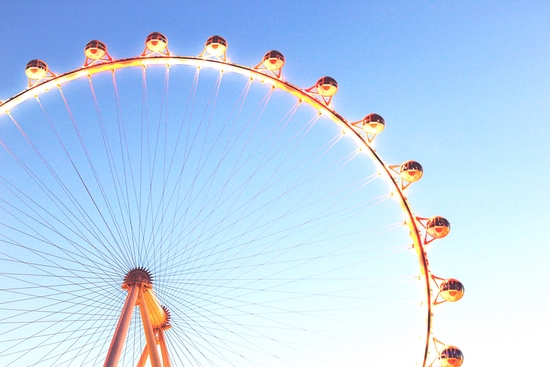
1, 1, 549, 365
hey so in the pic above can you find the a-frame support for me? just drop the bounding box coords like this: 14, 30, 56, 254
103, 268, 171, 367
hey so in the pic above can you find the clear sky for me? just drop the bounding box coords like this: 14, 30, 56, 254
0, 1, 549, 366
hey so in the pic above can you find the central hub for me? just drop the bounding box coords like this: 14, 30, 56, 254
122, 267, 152, 290
120, 267, 171, 329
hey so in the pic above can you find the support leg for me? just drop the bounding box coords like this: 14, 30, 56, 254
104, 285, 140, 367
158, 329, 172, 367
136, 345, 149, 367
139, 291, 162, 367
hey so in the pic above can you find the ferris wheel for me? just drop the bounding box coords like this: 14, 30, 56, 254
0, 33, 465, 367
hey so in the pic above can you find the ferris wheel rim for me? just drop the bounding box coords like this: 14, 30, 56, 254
0, 47, 441, 367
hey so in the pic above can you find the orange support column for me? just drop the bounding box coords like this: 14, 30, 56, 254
158, 328, 172, 367
139, 292, 162, 367
103, 284, 140, 367
136, 345, 149, 367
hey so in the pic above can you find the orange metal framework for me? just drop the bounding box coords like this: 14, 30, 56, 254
103, 269, 171, 367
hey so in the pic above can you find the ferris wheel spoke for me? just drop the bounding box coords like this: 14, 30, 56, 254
154, 82, 272, 285
162, 142, 370, 284
50, 87, 135, 268
138, 66, 170, 267
160, 111, 321, 265
160, 68, 210, 273
88, 75, 141, 264
171, 84, 272, 271
0, 183, 125, 277
166, 288, 337, 367
1, 110, 134, 271
111, 70, 145, 265
168, 297, 295, 367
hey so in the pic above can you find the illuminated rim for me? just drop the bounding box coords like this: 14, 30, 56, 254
1, 54, 432, 366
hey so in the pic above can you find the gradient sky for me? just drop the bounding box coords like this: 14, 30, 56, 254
1, 1, 549, 365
